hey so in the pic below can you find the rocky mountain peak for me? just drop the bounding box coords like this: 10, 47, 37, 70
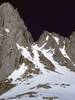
0, 2, 33, 82
0, 2, 75, 100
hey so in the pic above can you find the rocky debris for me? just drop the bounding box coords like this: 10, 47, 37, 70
8, 92, 37, 99
60, 83, 70, 88
39, 51, 55, 72
37, 83, 51, 89
22, 66, 40, 79
0, 79, 15, 95
0, 3, 33, 82
21, 60, 41, 79
43, 96, 58, 100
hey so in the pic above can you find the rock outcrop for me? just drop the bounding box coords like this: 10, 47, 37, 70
38, 31, 75, 72
0, 3, 33, 82
65, 32, 75, 63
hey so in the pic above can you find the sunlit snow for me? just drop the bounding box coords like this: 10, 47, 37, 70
8, 63, 27, 83
4, 28, 10, 33
46, 35, 49, 41
16, 43, 32, 61
59, 41, 71, 61
0, 34, 4, 37
53, 36, 59, 45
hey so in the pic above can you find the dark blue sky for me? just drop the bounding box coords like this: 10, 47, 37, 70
0, 0, 75, 41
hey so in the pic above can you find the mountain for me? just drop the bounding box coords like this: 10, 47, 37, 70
0, 3, 75, 100
0, 3, 33, 82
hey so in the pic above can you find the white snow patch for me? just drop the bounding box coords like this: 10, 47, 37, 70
32, 47, 40, 62
72, 62, 75, 66
0, 34, 4, 37
73, 64, 75, 66
53, 36, 59, 45
32, 43, 46, 51
4, 28, 10, 33
16, 43, 32, 61
41, 43, 47, 49
8, 63, 27, 83
46, 35, 49, 41
59, 41, 71, 61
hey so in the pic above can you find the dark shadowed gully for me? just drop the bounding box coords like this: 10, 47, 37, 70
0, 2, 75, 100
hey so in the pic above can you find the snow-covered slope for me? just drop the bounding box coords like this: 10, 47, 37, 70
0, 32, 75, 100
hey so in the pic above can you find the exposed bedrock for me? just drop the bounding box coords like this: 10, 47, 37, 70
0, 3, 33, 82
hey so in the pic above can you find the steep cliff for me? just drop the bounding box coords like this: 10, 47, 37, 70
0, 3, 33, 82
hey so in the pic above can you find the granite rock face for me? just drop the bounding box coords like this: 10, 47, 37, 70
38, 31, 75, 72
65, 32, 75, 63
0, 3, 33, 82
